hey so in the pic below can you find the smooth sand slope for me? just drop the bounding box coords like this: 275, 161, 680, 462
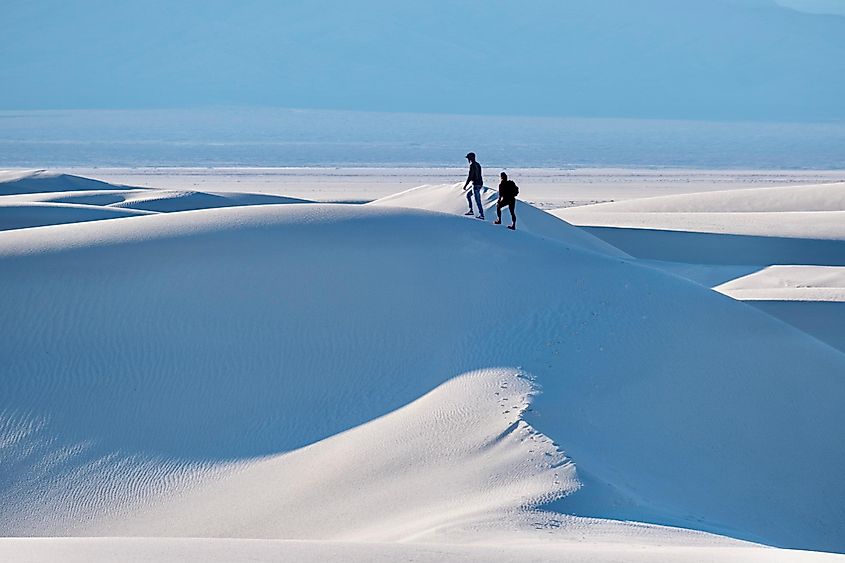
552, 182, 845, 354
552, 182, 845, 263
2, 180, 845, 560
4, 537, 844, 563
716, 265, 845, 354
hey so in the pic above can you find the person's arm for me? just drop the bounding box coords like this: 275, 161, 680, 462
463, 167, 472, 190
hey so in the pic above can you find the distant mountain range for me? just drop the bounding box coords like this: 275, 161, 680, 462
1, 0, 843, 121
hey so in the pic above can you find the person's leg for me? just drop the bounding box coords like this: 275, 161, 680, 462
465, 189, 474, 213
495, 199, 503, 223
473, 186, 484, 217
509, 200, 516, 227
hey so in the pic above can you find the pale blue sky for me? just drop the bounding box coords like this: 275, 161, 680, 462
1, 1, 843, 121
778, 0, 845, 15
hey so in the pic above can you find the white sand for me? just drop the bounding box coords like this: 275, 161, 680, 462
551, 180, 845, 354
2, 171, 845, 561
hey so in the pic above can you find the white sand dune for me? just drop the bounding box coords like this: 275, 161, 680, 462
715, 266, 845, 353
0, 170, 137, 195
549, 225, 845, 266
550, 210, 845, 266
0, 177, 844, 563
716, 265, 845, 302
0, 171, 310, 231
552, 181, 845, 368
2, 188, 309, 213
109, 190, 309, 212
1, 180, 845, 562
551, 184, 845, 272
551, 182, 845, 262
550, 210, 845, 240
557, 182, 845, 214
92, 370, 576, 541
0, 202, 155, 231
370, 183, 628, 257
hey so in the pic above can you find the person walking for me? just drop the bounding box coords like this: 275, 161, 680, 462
462, 152, 485, 219
494, 171, 518, 230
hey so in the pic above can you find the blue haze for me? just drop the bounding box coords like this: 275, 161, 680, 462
2, 1, 845, 121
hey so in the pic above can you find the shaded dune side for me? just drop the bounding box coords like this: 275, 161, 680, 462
575, 226, 845, 265
92, 370, 576, 542
0, 202, 156, 231
0, 171, 138, 195
2, 189, 310, 212
0, 172, 311, 231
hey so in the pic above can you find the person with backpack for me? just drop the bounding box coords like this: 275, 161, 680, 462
462, 152, 485, 219
494, 171, 518, 230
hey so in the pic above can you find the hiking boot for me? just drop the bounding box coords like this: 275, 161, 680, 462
477, 215, 485, 220
507, 225, 516, 230
493, 219, 502, 225
464, 210, 474, 216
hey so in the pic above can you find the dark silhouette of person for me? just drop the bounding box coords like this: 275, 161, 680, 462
462, 152, 485, 219
494, 171, 518, 230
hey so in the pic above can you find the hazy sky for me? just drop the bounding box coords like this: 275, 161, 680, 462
777, 0, 845, 15
1, 1, 844, 121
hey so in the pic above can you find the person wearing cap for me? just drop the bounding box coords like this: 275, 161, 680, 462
462, 152, 485, 219
494, 171, 519, 230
